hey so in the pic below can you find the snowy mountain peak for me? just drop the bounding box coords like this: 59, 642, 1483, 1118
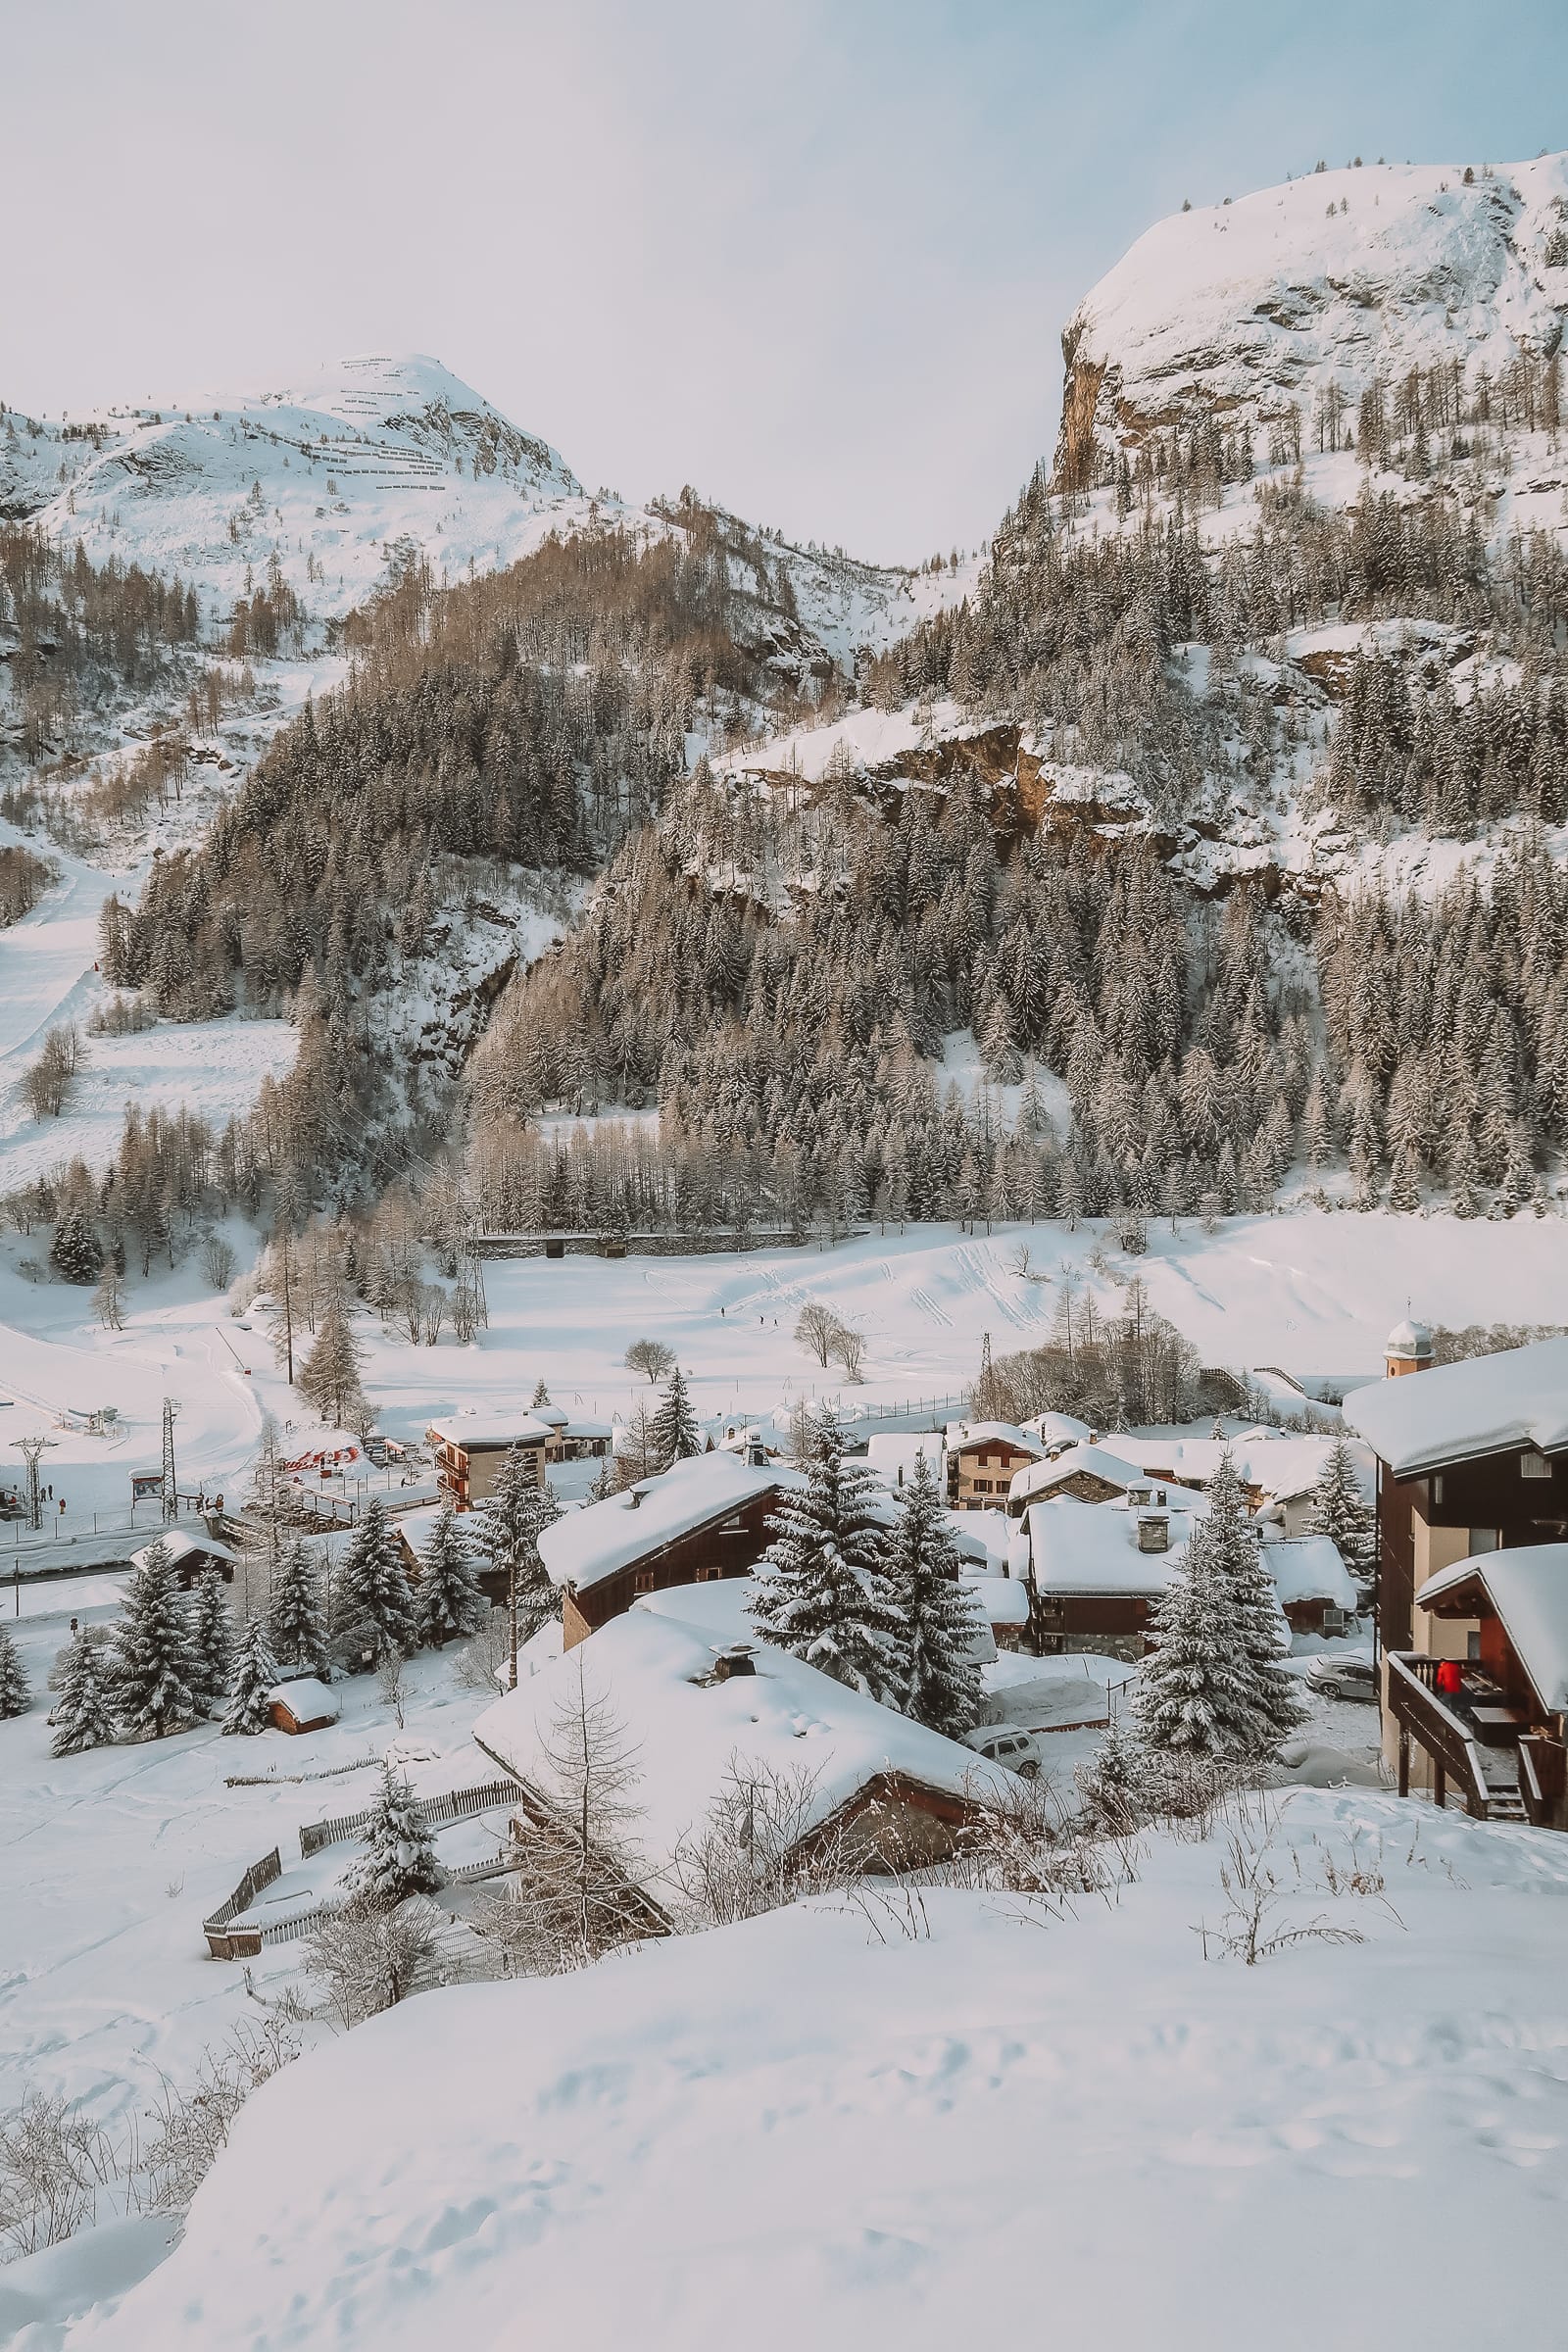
1054, 152, 1568, 489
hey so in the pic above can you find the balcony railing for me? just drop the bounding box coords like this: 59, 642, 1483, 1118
1385, 1653, 1505, 1820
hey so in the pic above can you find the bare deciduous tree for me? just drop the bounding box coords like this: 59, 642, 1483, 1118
624, 1338, 675, 1384
794, 1301, 839, 1367
304, 1896, 442, 2026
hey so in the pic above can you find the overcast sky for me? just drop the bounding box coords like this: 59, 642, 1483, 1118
2, 0, 1565, 564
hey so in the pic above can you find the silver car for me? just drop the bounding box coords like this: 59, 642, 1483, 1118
1305, 1655, 1377, 1704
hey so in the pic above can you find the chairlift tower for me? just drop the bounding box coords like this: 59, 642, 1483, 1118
13, 1435, 56, 1533
162, 1397, 180, 1525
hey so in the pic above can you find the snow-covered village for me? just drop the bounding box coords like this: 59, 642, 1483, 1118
4, 10, 1568, 2347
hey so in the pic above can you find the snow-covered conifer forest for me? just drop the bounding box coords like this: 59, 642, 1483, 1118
4, 139, 1568, 2352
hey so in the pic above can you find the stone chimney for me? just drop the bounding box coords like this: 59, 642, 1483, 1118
1136, 1510, 1170, 1553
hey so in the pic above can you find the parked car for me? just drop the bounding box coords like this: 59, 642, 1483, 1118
960, 1725, 1044, 1778
1305, 1654, 1377, 1704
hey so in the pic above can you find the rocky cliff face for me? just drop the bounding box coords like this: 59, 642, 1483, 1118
1054, 154, 1568, 491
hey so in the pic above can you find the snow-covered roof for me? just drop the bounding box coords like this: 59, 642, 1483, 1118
1417, 1544, 1568, 1713
1343, 1340, 1568, 1476
129, 1529, 237, 1573
1108, 1434, 1359, 1504
538, 1450, 804, 1595
1386, 1318, 1435, 1357
1260, 1538, 1357, 1612
1008, 1444, 1146, 1505
473, 1604, 1010, 1883
425, 1414, 554, 1451
949, 1506, 1013, 1572
946, 1421, 1044, 1458
1024, 1495, 1200, 1596
267, 1677, 337, 1721
1021, 1411, 1096, 1448
864, 1433, 945, 1490
965, 1574, 1031, 1629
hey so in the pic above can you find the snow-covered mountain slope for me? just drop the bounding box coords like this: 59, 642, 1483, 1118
1055, 153, 1568, 488
0, 352, 959, 664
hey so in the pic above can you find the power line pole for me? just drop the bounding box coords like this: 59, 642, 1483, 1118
14, 1437, 55, 1533
162, 1398, 179, 1525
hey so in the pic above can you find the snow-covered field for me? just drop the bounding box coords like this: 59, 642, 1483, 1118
16, 1787, 1568, 2352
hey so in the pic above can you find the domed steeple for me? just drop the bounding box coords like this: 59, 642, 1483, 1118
1385, 1316, 1434, 1377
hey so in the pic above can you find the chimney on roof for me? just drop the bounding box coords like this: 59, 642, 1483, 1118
1136, 1511, 1170, 1553
746, 1436, 767, 1468
1385, 1316, 1435, 1379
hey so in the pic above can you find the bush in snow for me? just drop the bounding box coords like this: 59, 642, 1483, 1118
332, 1497, 417, 1667
114, 1537, 200, 1740
188, 1567, 234, 1716
750, 1405, 905, 1705
49, 1632, 119, 1755
305, 1896, 442, 2027
0, 1622, 29, 1719
347, 1761, 443, 1908
223, 1617, 280, 1736
887, 1449, 984, 1737
416, 1500, 487, 1648
270, 1534, 331, 1680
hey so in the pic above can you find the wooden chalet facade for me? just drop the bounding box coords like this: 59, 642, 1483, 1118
540, 1449, 803, 1649
947, 1422, 1046, 1512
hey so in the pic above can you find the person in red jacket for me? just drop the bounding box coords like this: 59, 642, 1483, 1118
1435, 1658, 1463, 1696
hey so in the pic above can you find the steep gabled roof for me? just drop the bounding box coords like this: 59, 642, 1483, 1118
1418, 1543, 1568, 1712
539, 1450, 804, 1595
1343, 1340, 1568, 1476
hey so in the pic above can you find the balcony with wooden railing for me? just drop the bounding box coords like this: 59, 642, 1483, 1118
1384, 1653, 1528, 1824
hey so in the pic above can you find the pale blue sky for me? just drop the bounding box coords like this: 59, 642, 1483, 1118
2, 0, 1564, 562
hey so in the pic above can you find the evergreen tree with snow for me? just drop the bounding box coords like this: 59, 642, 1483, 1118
51, 1204, 101, 1285
1204, 1451, 1309, 1748
223, 1615, 279, 1736
49, 1632, 117, 1755
530, 1377, 551, 1407
332, 1497, 417, 1665
416, 1501, 487, 1648
473, 1453, 562, 1644
297, 1300, 366, 1428
1075, 1710, 1150, 1833
888, 1448, 984, 1736
347, 1761, 443, 1908
1308, 1433, 1373, 1570
188, 1567, 234, 1715
114, 1538, 199, 1740
648, 1363, 701, 1470
270, 1534, 331, 1679
750, 1407, 905, 1704
0, 1621, 30, 1718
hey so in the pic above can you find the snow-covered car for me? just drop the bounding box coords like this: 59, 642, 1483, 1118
1304, 1654, 1377, 1703
960, 1725, 1043, 1778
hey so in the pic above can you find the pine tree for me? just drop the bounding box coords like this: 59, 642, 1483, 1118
888, 1449, 983, 1735
51, 1204, 100, 1285
297, 1300, 366, 1427
0, 1621, 29, 1718
416, 1501, 487, 1648
1308, 1433, 1373, 1571
530, 1377, 551, 1407
188, 1568, 234, 1715
223, 1616, 280, 1735
49, 1632, 117, 1754
115, 1538, 199, 1740
750, 1408, 905, 1703
1206, 1453, 1309, 1747
270, 1534, 331, 1678
648, 1363, 701, 1470
474, 1455, 562, 1646
332, 1497, 417, 1665
347, 1761, 443, 1907
1074, 1710, 1150, 1833
1133, 1523, 1255, 1761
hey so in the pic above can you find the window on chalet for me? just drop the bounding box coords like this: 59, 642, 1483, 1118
634, 1570, 655, 1593
1521, 1449, 1551, 1479
1468, 1528, 1498, 1555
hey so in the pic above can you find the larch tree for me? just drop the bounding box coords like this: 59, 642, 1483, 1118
49, 1632, 118, 1755
270, 1534, 331, 1678
347, 1762, 443, 1908
648, 1363, 701, 1470
332, 1496, 417, 1665
474, 1450, 562, 1681
416, 1501, 487, 1648
223, 1615, 280, 1736
888, 1448, 984, 1736
750, 1407, 905, 1704
297, 1300, 366, 1428
114, 1537, 199, 1740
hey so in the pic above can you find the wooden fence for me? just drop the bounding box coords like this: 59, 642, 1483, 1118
205, 1779, 520, 1956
